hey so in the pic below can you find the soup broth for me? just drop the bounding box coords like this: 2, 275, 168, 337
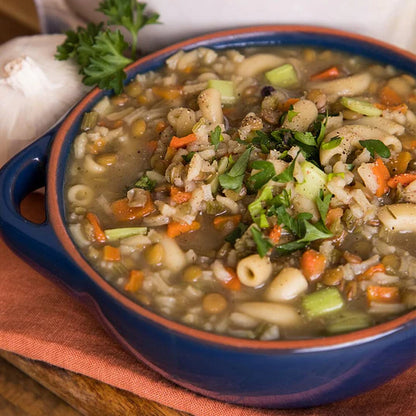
65, 46, 416, 340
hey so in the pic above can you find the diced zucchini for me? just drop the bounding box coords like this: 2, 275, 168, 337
326, 311, 372, 334
302, 287, 344, 319
104, 227, 147, 241
207, 79, 236, 104
295, 161, 327, 200
340, 97, 382, 117
265, 64, 299, 88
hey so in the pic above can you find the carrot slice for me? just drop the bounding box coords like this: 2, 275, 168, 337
279, 98, 299, 112
387, 173, 416, 188
152, 86, 182, 100
124, 270, 144, 292
169, 133, 197, 148
213, 214, 242, 230
167, 221, 200, 238
325, 207, 343, 228
310, 66, 340, 81
86, 212, 107, 243
155, 121, 167, 133
379, 85, 403, 107
359, 264, 386, 280
222, 267, 241, 291
111, 192, 155, 222
170, 186, 192, 204
372, 158, 390, 197
147, 140, 158, 152
366, 285, 400, 303
103, 245, 121, 262
300, 249, 327, 281
268, 225, 282, 244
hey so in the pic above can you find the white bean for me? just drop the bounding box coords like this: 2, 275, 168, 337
237, 254, 272, 287
282, 100, 318, 132
237, 54, 283, 77
159, 236, 187, 273
265, 267, 308, 302
198, 88, 223, 124
73, 133, 87, 159
378, 203, 416, 232
236, 302, 301, 327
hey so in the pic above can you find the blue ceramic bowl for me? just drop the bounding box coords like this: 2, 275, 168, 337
0, 26, 415, 408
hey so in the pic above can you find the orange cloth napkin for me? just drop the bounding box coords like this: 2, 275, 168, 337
0, 194, 415, 416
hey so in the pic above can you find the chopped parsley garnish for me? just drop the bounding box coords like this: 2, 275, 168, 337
219, 147, 252, 190
225, 223, 248, 245
359, 139, 391, 159
273, 152, 299, 183
182, 152, 195, 163
287, 108, 299, 122
321, 136, 343, 150
210, 126, 224, 150
251, 226, 273, 257
246, 160, 276, 191
134, 174, 156, 191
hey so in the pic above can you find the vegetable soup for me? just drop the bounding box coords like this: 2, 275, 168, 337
65, 46, 416, 340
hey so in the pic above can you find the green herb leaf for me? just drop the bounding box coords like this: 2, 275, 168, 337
182, 152, 195, 164
321, 136, 343, 150
134, 174, 156, 191
97, 0, 160, 58
248, 185, 273, 227
225, 223, 248, 245
246, 160, 276, 191
270, 189, 291, 209
316, 114, 328, 146
81, 29, 133, 94
273, 152, 299, 183
275, 240, 308, 254
315, 191, 333, 222
210, 126, 224, 150
287, 109, 299, 122
298, 220, 333, 243
293, 131, 317, 147
327, 172, 345, 181
359, 139, 391, 158
219, 147, 252, 190
251, 226, 273, 257
56, 1, 160, 92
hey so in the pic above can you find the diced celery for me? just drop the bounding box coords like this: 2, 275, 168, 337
265, 64, 299, 88
340, 97, 382, 116
326, 311, 372, 334
104, 227, 147, 241
295, 161, 327, 200
207, 79, 236, 104
302, 287, 344, 319
81, 111, 98, 131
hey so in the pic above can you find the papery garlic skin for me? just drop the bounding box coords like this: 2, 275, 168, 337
0, 34, 90, 166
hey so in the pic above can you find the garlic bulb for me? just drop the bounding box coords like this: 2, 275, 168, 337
0, 34, 90, 166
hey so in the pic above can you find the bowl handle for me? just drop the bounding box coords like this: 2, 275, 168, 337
0, 128, 64, 269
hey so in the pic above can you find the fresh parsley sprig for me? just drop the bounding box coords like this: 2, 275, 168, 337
359, 139, 391, 159
56, 0, 160, 93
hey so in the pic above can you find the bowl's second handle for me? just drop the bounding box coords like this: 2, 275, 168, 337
0, 130, 68, 279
